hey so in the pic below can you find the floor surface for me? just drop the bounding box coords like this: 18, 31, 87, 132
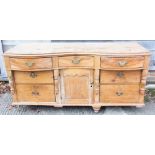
0, 93, 155, 115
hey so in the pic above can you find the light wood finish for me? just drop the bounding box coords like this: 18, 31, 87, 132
100, 85, 140, 103
59, 56, 94, 68
14, 71, 54, 83
16, 84, 55, 102
100, 70, 141, 84
10, 58, 52, 71
101, 56, 144, 69
4, 42, 150, 56
3, 42, 150, 112
60, 69, 93, 104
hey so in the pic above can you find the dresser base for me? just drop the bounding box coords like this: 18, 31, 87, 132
12, 102, 145, 112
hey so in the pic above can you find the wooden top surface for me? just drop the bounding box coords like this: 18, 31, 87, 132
4, 42, 150, 56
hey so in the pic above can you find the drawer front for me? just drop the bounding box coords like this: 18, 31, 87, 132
16, 84, 55, 102
101, 56, 144, 69
100, 85, 140, 103
14, 71, 54, 84
10, 58, 52, 70
59, 56, 94, 67
100, 70, 141, 84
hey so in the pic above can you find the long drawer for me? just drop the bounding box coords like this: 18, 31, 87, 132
16, 84, 55, 102
100, 85, 140, 103
101, 56, 144, 69
10, 58, 52, 71
100, 70, 141, 84
14, 71, 54, 84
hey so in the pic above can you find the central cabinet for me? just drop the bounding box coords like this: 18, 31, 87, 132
60, 69, 93, 105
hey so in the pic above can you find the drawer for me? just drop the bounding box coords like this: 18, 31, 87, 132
16, 84, 55, 102
100, 70, 141, 84
14, 71, 54, 84
100, 85, 140, 103
10, 58, 52, 71
59, 56, 94, 67
101, 56, 144, 69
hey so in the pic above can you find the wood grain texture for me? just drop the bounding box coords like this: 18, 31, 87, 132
101, 56, 144, 69
14, 71, 54, 83
60, 69, 93, 105
59, 56, 94, 68
100, 85, 140, 103
3, 42, 150, 112
4, 42, 150, 56
10, 58, 52, 71
100, 70, 141, 84
16, 84, 55, 102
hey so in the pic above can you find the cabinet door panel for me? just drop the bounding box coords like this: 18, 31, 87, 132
60, 69, 93, 104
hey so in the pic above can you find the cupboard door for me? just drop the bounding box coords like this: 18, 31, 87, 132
60, 69, 93, 105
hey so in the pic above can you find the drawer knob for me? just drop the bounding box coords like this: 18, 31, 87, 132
30, 72, 37, 78
25, 61, 35, 67
72, 57, 81, 64
116, 91, 123, 96
32, 91, 39, 96
117, 61, 128, 67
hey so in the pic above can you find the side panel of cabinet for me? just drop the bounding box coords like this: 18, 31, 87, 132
60, 69, 93, 105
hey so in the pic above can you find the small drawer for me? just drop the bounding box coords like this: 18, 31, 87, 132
100, 85, 140, 103
101, 56, 144, 69
10, 58, 52, 71
59, 56, 94, 68
100, 70, 141, 84
14, 71, 54, 84
16, 84, 55, 102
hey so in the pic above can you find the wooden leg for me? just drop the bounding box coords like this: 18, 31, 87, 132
92, 106, 101, 113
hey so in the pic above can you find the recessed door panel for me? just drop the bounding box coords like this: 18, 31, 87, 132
60, 69, 93, 104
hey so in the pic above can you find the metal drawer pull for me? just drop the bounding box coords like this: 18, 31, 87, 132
30, 72, 37, 78
116, 92, 123, 96
72, 57, 81, 64
117, 72, 124, 77
32, 91, 39, 96
25, 61, 35, 67
117, 61, 128, 67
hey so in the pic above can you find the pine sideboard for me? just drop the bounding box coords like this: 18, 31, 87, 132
3, 42, 150, 112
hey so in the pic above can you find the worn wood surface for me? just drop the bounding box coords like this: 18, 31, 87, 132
100, 85, 140, 103
59, 56, 94, 68
16, 84, 55, 102
100, 70, 141, 84
10, 57, 52, 70
3, 42, 150, 112
101, 56, 144, 69
4, 42, 150, 56
14, 71, 54, 84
